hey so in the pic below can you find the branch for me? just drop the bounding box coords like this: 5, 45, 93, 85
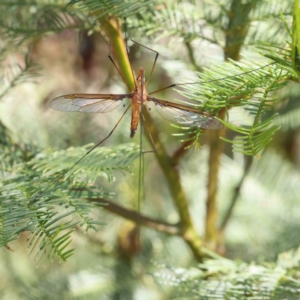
87, 197, 180, 235
204, 0, 255, 248
205, 114, 226, 246
184, 40, 202, 72
102, 17, 135, 90
103, 17, 206, 261
224, 0, 254, 60
219, 155, 253, 234
171, 138, 195, 165
143, 111, 205, 261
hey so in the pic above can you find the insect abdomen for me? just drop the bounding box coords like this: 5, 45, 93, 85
130, 107, 140, 138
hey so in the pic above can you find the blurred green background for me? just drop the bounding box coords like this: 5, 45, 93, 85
1, 0, 300, 299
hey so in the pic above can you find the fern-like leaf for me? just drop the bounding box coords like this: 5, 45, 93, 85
175, 59, 290, 155
1, 139, 140, 262
70, 0, 153, 19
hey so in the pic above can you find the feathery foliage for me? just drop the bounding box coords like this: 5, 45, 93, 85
120, 0, 297, 156
0, 0, 84, 40
70, 0, 153, 19
177, 60, 289, 155
0, 119, 140, 263
154, 248, 300, 299
1, 0, 300, 298
0, 0, 298, 155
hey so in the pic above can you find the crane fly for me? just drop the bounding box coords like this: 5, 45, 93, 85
44, 30, 275, 259
40, 29, 230, 204
50, 68, 223, 139
49, 60, 224, 258
48, 31, 273, 191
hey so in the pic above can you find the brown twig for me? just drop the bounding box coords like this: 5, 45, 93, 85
88, 197, 180, 235
171, 138, 195, 165
219, 155, 253, 234
185, 40, 203, 72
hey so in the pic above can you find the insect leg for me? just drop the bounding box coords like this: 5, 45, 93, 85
140, 113, 157, 154
125, 21, 159, 86
108, 49, 131, 91
31, 105, 131, 203
102, 20, 132, 90
148, 62, 276, 95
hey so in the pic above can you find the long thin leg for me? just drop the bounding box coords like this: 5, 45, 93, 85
108, 51, 131, 91
148, 62, 276, 95
102, 21, 132, 91
106, 19, 138, 91
141, 113, 157, 154
126, 25, 159, 86
31, 105, 132, 203
131, 38, 159, 86
136, 61, 144, 250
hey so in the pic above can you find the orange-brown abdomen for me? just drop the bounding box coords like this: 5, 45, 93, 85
130, 105, 140, 138
129, 68, 147, 138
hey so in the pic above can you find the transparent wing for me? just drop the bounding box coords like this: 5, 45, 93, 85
50, 94, 132, 113
148, 97, 223, 130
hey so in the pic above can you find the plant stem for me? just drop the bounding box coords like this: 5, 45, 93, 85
185, 40, 202, 72
88, 197, 180, 235
205, 114, 226, 247
103, 17, 135, 91
103, 17, 206, 261
143, 112, 205, 261
224, 0, 255, 60
219, 155, 253, 235
204, 0, 254, 249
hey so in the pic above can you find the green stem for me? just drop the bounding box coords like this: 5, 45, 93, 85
185, 40, 202, 72
104, 17, 206, 261
204, 0, 255, 249
224, 0, 255, 60
143, 112, 205, 261
219, 155, 253, 234
205, 124, 226, 247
